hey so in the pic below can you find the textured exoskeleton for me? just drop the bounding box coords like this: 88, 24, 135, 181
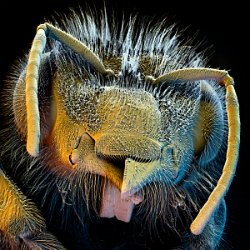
0, 8, 240, 250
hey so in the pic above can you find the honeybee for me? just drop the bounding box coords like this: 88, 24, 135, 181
0, 7, 240, 249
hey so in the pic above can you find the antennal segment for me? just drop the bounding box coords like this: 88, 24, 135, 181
25, 27, 46, 156
41, 22, 114, 76
190, 72, 240, 235
150, 67, 240, 235
25, 23, 114, 157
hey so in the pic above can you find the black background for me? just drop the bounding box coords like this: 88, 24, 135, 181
0, 1, 248, 249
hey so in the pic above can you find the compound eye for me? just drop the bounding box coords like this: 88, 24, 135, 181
193, 82, 225, 165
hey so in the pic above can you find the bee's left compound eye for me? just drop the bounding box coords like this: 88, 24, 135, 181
193, 82, 225, 165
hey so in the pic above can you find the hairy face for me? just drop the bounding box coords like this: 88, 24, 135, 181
11, 46, 222, 232
0, 8, 240, 249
